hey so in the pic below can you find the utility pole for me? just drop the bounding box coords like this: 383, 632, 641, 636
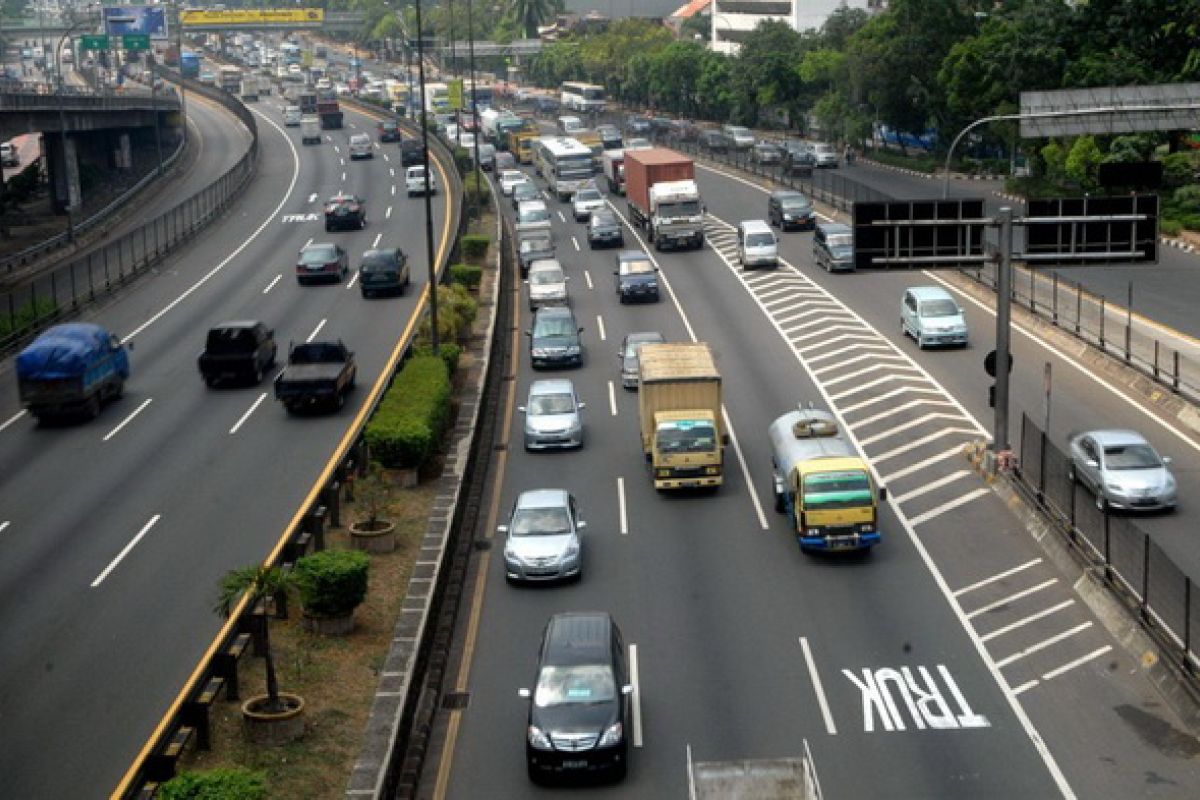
466, 0, 480, 220
415, 0, 439, 354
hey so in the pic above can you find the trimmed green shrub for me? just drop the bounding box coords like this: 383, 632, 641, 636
295, 549, 370, 618
453, 146, 472, 175
450, 262, 483, 289
365, 355, 452, 468
463, 171, 491, 212
0, 297, 60, 337
159, 769, 267, 800
1160, 218, 1183, 237
460, 233, 490, 262
441, 283, 478, 333
412, 342, 461, 373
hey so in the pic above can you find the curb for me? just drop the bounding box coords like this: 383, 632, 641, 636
992, 190, 1025, 205
859, 157, 1004, 183
1162, 236, 1198, 254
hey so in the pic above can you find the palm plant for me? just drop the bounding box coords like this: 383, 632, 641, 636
512, 0, 559, 39
215, 565, 295, 714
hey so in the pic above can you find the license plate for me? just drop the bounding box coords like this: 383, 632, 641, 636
828, 535, 858, 549
562, 760, 588, 769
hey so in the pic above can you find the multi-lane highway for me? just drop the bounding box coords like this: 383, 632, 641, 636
426, 140, 1200, 797
0, 88, 452, 796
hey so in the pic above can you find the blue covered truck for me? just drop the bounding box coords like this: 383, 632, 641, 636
16, 323, 131, 421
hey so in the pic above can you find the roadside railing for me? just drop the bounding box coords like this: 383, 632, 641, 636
0, 71, 256, 354
960, 263, 1200, 405
1016, 413, 1199, 680
113, 111, 465, 800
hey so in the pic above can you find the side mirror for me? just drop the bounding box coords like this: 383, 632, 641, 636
524, 330, 532, 337
1085, 459, 1099, 469
496, 524, 509, 534
613, 270, 619, 275
1162, 456, 1173, 465
578, 401, 587, 410
578, 327, 585, 334
516, 406, 526, 414
518, 688, 531, 699
621, 684, 634, 696
878, 486, 888, 501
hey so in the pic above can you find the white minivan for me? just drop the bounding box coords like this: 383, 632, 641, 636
348, 133, 374, 160
901, 286, 969, 348
736, 219, 778, 270
406, 165, 437, 196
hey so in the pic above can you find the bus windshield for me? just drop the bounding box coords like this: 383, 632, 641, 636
802, 470, 873, 509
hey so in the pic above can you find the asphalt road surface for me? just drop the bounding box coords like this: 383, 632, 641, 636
426, 148, 1200, 798
0, 92, 453, 797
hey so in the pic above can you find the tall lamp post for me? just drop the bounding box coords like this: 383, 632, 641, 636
466, 0, 480, 219
54, 7, 100, 241
415, 0, 440, 353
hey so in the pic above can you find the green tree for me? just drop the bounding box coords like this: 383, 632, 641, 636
1065, 135, 1103, 191
215, 566, 295, 714
729, 19, 811, 126
511, 0, 561, 39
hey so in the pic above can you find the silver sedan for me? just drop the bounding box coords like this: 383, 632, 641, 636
520, 379, 584, 451
1068, 429, 1177, 512
499, 489, 585, 583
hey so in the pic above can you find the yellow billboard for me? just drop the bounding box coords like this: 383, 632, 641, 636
180, 9, 325, 26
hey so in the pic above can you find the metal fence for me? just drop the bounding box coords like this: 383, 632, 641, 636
1017, 413, 1199, 677
961, 263, 1200, 404
0, 74, 256, 354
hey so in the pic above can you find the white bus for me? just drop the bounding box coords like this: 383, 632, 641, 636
534, 137, 596, 201
560, 81, 606, 113
217, 65, 242, 93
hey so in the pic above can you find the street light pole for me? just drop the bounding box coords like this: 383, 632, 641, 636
415, 0, 439, 354
466, 0, 480, 218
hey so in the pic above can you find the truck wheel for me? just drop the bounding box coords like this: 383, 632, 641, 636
773, 491, 785, 514
85, 394, 101, 420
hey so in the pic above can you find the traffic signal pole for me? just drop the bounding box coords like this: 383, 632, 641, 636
994, 206, 1014, 455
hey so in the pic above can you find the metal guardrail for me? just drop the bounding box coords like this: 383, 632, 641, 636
1016, 414, 1199, 680
0, 71, 254, 353
113, 106, 466, 799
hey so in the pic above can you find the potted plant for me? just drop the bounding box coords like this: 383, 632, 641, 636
215, 565, 305, 745
293, 549, 370, 636
348, 465, 397, 552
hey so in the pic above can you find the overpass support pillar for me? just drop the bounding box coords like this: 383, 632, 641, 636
45, 132, 82, 216
113, 131, 133, 171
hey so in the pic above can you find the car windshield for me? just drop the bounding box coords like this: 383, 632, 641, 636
530, 267, 564, 285
515, 185, 538, 199
576, 190, 601, 202
510, 506, 572, 536
361, 255, 397, 272
920, 299, 960, 317
522, 238, 552, 254
620, 259, 655, 276
534, 664, 616, 708
1104, 444, 1161, 469
747, 233, 774, 247
815, 144, 835, 154
502, 171, 523, 182
530, 393, 575, 415
782, 198, 810, 211
520, 208, 550, 223
828, 234, 853, 249
656, 420, 716, 453
408, 168, 426, 180
534, 315, 577, 337
803, 470, 873, 508
728, 127, 750, 136
624, 337, 661, 358
591, 213, 616, 227
301, 246, 337, 264
206, 329, 257, 354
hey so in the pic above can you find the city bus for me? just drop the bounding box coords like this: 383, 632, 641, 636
534, 136, 596, 201
560, 81, 606, 113
180, 51, 201, 79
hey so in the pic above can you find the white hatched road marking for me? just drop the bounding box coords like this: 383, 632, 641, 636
995, 622, 1094, 668
799, 637, 838, 735
873, 428, 979, 464
881, 445, 968, 483
858, 412, 968, 447
894, 470, 973, 505
811, 350, 908, 374
966, 579, 1059, 621
840, 385, 946, 416
955, 559, 1044, 598
1040, 646, 1111, 681
849, 399, 957, 432
617, 477, 628, 534
796, 332, 880, 352
697, 189, 1073, 796
906, 488, 990, 526
981, 600, 1075, 643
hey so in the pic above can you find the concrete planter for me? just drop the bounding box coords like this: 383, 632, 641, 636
241, 692, 305, 745
349, 519, 396, 554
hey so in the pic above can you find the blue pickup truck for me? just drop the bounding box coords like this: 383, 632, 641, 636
16, 323, 131, 421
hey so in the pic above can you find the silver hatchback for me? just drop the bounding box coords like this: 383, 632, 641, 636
520, 379, 585, 451
499, 489, 585, 583
1068, 429, 1177, 512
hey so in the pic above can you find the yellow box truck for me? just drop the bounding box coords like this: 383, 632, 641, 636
769, 406, 885, 552
638, 343, 724, 490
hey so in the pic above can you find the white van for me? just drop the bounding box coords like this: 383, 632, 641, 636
348, 133, 374, 160
1, 142, 18, 168
736, 220, 778, 270
557, 115, 585, 136
406, 165, 437, 196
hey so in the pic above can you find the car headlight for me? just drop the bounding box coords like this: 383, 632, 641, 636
1105, 483, 1124, 493
528, 725, 553, 750
531, 348, 549, 357
858, 523, 874, 533
656, 468, 670, 478
705, 466, 720, 475
598, 721, 623, 747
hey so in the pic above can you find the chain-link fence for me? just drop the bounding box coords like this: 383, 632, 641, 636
1018, 413, 1199, 677
0, 73, 258, 354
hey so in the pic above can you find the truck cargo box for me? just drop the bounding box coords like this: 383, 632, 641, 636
624, 147, 695, 220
